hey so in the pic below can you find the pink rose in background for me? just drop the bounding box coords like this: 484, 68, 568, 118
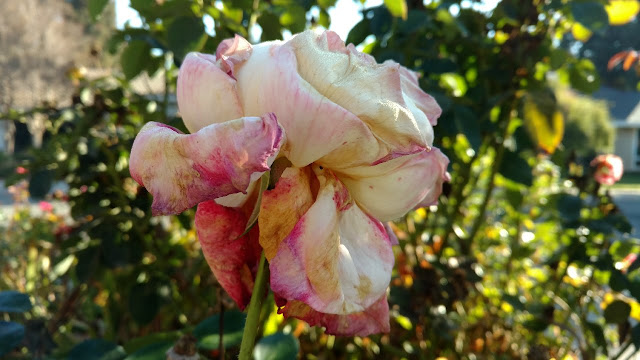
129, 30, 449, 336
39, 201, 53, 213
591, 154, 624, 186
15, 166, 27, 175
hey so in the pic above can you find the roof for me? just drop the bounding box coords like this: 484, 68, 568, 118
591, 86, 640, 123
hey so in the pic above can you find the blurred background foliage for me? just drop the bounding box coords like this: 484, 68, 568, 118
1, 0, 640, 359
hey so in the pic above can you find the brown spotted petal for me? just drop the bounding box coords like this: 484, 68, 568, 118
268, 167, 394, 315
129, 113, 283, 215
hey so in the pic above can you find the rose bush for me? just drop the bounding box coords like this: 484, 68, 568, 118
591, 154, 624, 185
129, 30, 449, 336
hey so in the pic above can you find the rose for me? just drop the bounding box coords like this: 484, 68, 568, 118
591, 154, 624, 186
130, 30, 449, 336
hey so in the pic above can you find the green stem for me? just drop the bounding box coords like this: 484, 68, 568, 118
238, 253, 270, 360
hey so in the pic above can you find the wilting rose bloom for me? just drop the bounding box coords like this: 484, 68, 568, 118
129, 30, 449, 336
591, 154, 624, 186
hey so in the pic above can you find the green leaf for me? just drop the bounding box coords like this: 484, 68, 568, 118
89, 0, 109, 21
454, 105, 481, 150
571, 1, 609, 32
253, 332, 300, 360
346, 19, 371, 46
129, 282, 161, 325
399, 10, 430, 34
609, 270, 629, 292
193, 311, 246, 350
522, 94, 564, 154
240, 171, 270, 238
130, 0, 192, 19
0, 321, 25, 357
556, 193, 582, 222
167, 16, 206, 62
123, 331, 182, 354
317, 0, 337, 9
28, 169, 53, 199
585, 322, 607, 354
76, 246, 100, 283
439, 73, 467, 97
370, 6, 393, 38
550, 48, 569, 70
384, 0, 408, 19
499, 150, 533, 186
421, 58, 457, 74
569, 59, 600, 94
124, 340, 176, 360
121, 40, 152, 80
523, 318, 548, 332
502, 294, 525, 311
279, 6, 306, 33
604, 300, 631, 324
68, 339, 126, 360
318, 9, 331, 28
0, 291, 32, 313
258, 12, 283, 41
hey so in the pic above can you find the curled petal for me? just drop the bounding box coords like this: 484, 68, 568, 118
129, 114, 283, 215
216, 34, 253, 78
278, 296, 390, 336
287, 31, 436, 156
383, 222, 400, 246
177, 53, 244, 133
337, 147, 450, 221
396, 64, 442, 126
196, 201, 261, 309
258, 167, 314, 260
269, 168, 394, 315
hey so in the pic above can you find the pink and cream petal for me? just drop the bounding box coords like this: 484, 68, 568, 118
235, 42, 385, 169
337, 147, 450, 221
286, 31, 436, 155
396, 64, 442, 126
215, 34, 253, 79
129, 114, 283, 215
258, 167, 314, 260
195, 201, 261, 310
278, 295, 390, 336
177, 53, 244, 133
269, 168, 394, 315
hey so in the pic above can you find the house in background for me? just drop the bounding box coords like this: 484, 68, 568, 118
592, 86, 640, 172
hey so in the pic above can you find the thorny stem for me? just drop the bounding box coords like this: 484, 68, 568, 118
238, 252, 270, 360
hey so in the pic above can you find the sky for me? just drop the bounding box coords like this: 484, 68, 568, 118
114, 0, 498, 41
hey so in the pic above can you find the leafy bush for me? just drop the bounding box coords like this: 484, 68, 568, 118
1, 0, 639, 359
556, 86, 615, 156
